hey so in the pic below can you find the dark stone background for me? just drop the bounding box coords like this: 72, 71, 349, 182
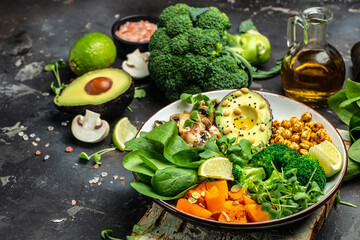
0, 0, 359, 239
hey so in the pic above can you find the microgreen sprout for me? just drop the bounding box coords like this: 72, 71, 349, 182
44, 59, 68, 94
79, 147, 116, 165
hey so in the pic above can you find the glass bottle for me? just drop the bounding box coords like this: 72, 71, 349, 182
281, 7, 345, 108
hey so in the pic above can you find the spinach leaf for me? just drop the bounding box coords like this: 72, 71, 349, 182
345, 78, 360, 108
125, 134, 163, 153
163, 133, 189, 163
122, 150, 156, 177
348, 139, 360, 164
344, 156, 360, 181
349, 112, 360, 142
151, 167, 198, 197
328, 90, 358, 125
139, 154, 173, 171
130, 181, 196, 200
135, 172, 152, 184
170, 148, 205, 168
145, 121, 178, 147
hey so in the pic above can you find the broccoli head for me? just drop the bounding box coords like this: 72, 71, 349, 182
232, 164, 266, 189
284, 154, 326, 190
148, 4, 253, 102
250, 143, 300, 177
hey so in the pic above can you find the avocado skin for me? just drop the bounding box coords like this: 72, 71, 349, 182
54, 69, 134, 119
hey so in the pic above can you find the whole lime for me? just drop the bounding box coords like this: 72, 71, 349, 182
69, 32, 116, 75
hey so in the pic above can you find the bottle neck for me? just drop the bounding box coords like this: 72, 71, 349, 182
304, 21, 327, 46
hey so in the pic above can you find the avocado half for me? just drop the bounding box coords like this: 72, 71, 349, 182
54, 68, 134, 118
216, 89, 273, 146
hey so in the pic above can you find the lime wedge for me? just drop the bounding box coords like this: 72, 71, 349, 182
112, 117, 138, 151
198, 157, 234, 180
309, 140, 343, 178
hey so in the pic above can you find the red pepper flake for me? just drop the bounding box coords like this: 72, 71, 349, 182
35, 150, 41, 155
121, 182, 125, 186
65, 146, 73, 152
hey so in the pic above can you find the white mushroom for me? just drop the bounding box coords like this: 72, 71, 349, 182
122, 49, 150, 79
71, 110, 110, 143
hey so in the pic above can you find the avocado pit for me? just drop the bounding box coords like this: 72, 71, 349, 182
85, 77, 113, 95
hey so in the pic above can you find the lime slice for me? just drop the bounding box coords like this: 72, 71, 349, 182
309, 140, 343, 178
112, 117, 138, 151
198, 157, 234, 180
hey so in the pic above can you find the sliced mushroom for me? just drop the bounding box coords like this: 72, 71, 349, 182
121, 49, 150, 79
71, 110, 110, 143
169, 113, 190, 135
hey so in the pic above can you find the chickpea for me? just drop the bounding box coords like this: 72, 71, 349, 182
299, 140, 312, 150
301, 112, 312, 122
305, 121, 315, 128
290, 133, 300, 143
292, 121, 304, 133
281, 120, 292, 129
273, 119, 281, 129
311, 122, 324, 132
290, 117, 300, 126
299, 149, 309, 155
303, 126, 312, 132
289, 142, 300, 151
282, 129, 292, 139
314, 129, 327, 143
274, 135, 284, 144
283, 140, 292, 147
300, 130, 311, 141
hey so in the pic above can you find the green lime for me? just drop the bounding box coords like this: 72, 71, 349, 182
198, 157, 234, 180
112, 117, 138, 151
69, 32, 116, 75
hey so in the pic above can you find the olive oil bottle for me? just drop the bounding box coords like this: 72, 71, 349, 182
281, 7, 345, 108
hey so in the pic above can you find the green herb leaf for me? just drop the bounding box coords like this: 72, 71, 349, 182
132, 224, 141, 234
56, 59, 66, 69
348, 139, 360, 163
44, 61, 55, 72
101, 229, 123, 240
252, 58, 282, 79
180, 93, 193, 103
328, 90, 358, 125
134, 87, 146, 99
239, 19, 258, 34
79, 152, 90, 160
94, 153, 102, 165
183, 119, 196, 128
261, 202, 278, 219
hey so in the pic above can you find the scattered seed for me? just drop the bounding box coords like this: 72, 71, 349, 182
110, 181, 113, 184
93, 164, 99, 169
199, 202, 205, 208
241, 87, 249, 93
120, 176, 125, 180
44, 155, 50, 160
188, 197, 197, 204
232, 200, 240, 206
48, 126, 54, 131
35, 150, 41, 155
45, 143, 50, 147
221, 211, 231, 222
29, 133, 35, 138
101, 172, 108, 177
113, 175, 119, 180
192, 192, 201, 199
259, 102, 266, 109
234, 91, 242, 97
201, 191, 206, 197
61, 122, 67, 126
121, 182, 125, 186
98, 182, 102, 186
230, 184, 242, 193
32, 141, 38, 146
23, 134, 29, 141
71, 200, 76, 205
65, 146, 73, 152
91, 177, 99, 184
35, 137, 41, 142
18, 131, 24, 137
222, 99, 229, 107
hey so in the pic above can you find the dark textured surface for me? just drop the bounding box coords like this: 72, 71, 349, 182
0, 0, 359, 239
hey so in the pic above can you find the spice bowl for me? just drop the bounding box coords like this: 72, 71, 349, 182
111, 15, 158, 59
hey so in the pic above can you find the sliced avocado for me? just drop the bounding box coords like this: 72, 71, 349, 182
54, 68, 134, 118
216, 89, 272, 146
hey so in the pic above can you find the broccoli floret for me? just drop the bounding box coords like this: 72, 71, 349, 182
188, 28, 221, 56
169, 33, 190, 55
194, 7, 231, 35
148, 28, 171, 53
166, 15, 193, 37
284, 155, 326, 190
250, 144, 300, 177
158, 4, 193, 28
181, 53, 210, 82
232, 164, 266, 188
